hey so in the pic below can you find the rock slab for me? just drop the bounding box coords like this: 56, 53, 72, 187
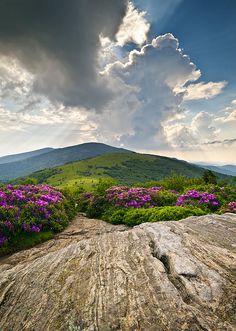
0, 213, 236, 331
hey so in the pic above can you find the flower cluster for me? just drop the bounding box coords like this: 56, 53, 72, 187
82, 192, 94, 202
176, 190, 219, 209
225, 201, 236, 213
0, 234, 7, 246
0, 184, 68, 247
106, 186, 162, 209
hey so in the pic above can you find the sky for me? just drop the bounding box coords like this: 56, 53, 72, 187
0, 0, 236, 164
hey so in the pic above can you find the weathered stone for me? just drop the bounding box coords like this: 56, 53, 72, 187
0, 213, 235, 331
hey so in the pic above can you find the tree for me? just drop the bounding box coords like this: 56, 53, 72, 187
202, 170, 217, 184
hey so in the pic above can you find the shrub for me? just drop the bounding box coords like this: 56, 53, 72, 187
103, 206, 205, 226
202, 170, 217, 184
227, 201, 236, 213
105, 186, 162, 208
102, 208, 128, 225
19, 177, 38, 185
220, 201, 236, 213
94, 178, 117, 196
176, 189, 219, 212
0, 184, 76, 254
86, 195, 109, 218
157, 174, 203, 192
77, 192, 94, 212
155, 190, 178, 206
212, 186, 236, 205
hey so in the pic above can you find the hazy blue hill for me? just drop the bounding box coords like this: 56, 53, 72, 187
0, 148, 54, 165
0, 143, 130, 180
196, 164, 236, 176
25, 152, 231, 190
221, 165, 236, 175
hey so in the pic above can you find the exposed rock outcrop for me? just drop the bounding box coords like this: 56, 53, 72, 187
0, 213, 236, 331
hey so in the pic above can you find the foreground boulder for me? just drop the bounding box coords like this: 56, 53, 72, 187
0, 213, 236, 331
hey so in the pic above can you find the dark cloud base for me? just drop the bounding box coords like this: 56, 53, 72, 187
0, 0, 127, 109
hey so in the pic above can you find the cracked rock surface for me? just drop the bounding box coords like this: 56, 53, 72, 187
0, 213, 236, 331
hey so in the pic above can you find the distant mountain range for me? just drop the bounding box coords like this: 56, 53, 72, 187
0, 143, 130, 180
27, 152, 232, 190
0, 142, 234, 183
195, 163, 236, 177
0, 148, 54, 164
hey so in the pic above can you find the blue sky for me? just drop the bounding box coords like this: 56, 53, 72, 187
135, 0, 236, 101
0, 0, 235, 163
135, 0, 236, 80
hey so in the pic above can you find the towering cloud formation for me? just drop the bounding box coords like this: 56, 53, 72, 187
0, 1, 232, 160
0, 0, 127, 108
98, 34, 201, 149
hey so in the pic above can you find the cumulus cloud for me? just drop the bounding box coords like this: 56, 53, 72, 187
0, 1, 231, 156
0, 56, 33, 101
181, 81, 227, 101
216, 100, 236, 123
221, 109, 236, 122
99, 33, 201, 149
164, 111, 220, 150
164, 124, 197, 149
191, 111, 219, 139
116, 1, 150, 46
0, 104, 90, 132
0, 0, 127, 109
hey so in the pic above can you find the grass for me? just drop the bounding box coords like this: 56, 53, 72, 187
0, 231, 54, 257
25, 152, 231, 191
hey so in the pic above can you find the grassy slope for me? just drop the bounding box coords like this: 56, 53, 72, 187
28, 152, 231, 191
0, 142, 130, 180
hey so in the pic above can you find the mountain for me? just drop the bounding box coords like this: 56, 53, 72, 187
0, 148, 54, 165
0, 143, 130, 181
221, 165, 236, 175
26, 152, 231, 190
195, 163, 236, 176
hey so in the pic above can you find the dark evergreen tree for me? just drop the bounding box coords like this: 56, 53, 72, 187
202, 170, 217, 184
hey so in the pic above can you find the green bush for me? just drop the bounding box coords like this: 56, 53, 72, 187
77, 192, 94, 212
155, 190, 178, 206
202, 170, 217, 184
102, 206, 205, 226
0, 184, 77, 256
102, 208, 128, 224
0, 231, 54, 257
184, 184, 236, 207
140, 175, 204, 192
86, 196, 109, 218
94, 178, 117, 196
61, 189, 78, 220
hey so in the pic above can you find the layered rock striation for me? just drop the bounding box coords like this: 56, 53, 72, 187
0, 213, 236, 330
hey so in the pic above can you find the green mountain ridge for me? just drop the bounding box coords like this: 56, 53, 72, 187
26, 152, 231, 190
0, 143, 130, 181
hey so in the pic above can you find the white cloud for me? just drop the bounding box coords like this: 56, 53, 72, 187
164, 111, 220, 150
181, 81, 227, 101
116, 1, 150, 46
215, 99, 236, 123
0, 27, 233, 160
220, 109, 236, 122
191, 111, 219, 139
164, 124, 197, 149
98, 33, 201, 149
0, 56, 33, 101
